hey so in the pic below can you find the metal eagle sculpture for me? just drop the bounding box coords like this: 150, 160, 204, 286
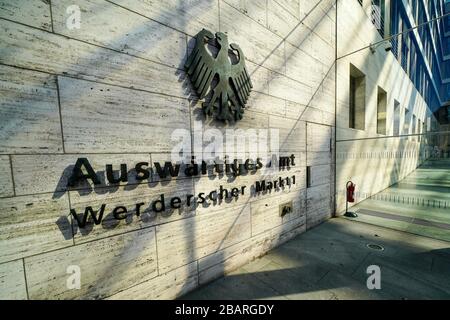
185, 29, 253, 122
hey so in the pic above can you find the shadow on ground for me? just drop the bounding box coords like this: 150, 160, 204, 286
181, 218, 450, 300
350, 158, 450, 242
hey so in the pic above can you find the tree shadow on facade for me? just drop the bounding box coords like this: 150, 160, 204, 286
24, 0, 338, 299
179, 0, 338, 298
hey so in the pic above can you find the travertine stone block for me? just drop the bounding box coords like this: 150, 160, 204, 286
307, 123, 332, 152
26, 228, 157, 299
246, 61, 270, 94
309, 164, 332, 187
225, 0, 267, 26
269, 116, 306, 151
0, 156, 13, 197
58, 77, 191, 153
286, 42, 326, 89
156, 204, 251, 273
268, 72, 312, 106
0, 20, 187, 98
0, 193, 72, 263
0, 65, 62, 154
307, 151, 332, 166
267, 0, 300, 39
285, 101, 334, 126
306, 183, 332, 229
109, 0, 219, 37
246, 92, 286, 117
52, 0, 187, 69
106, 262, 198, 300
220, 2, 285, 73
274, 0, 300, 19
0, 259, 27, 300
0, 0, 51, 30
12, 154, 151, 195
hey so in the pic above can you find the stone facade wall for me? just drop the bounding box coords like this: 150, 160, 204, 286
0, 0, 336, 299
336, 0, 437, 213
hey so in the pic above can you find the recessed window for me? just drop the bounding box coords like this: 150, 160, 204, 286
420, 121, 427, 141
377, 87, 387, 135
404, 109, 410, 135
349, 64, 366, 130
393, 100, 401, 136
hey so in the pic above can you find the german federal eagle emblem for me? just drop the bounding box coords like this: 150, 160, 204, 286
185, 29, 253, 122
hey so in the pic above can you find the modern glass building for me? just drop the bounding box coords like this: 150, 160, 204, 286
357, 0, 449, 121
391, 0, 448, 112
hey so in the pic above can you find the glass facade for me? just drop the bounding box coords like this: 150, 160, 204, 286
388, 0, 448, 113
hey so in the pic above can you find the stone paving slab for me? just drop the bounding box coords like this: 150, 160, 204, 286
181, 218, 450, 300
351, 159, 450, 242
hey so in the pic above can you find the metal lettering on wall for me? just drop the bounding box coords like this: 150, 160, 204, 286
67, 156, 297, 229
185, 29, 253, 122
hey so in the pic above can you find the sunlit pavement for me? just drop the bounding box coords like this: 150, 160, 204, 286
181, 218, 450, 300
350, 159, 450, 242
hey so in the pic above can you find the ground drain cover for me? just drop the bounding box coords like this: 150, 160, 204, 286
366, 243, 384, 251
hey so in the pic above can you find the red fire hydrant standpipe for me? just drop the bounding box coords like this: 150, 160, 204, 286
344, 181, 358, 218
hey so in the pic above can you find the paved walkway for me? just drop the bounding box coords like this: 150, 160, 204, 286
351, 159, 450, 242
182, 218, 450, 300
